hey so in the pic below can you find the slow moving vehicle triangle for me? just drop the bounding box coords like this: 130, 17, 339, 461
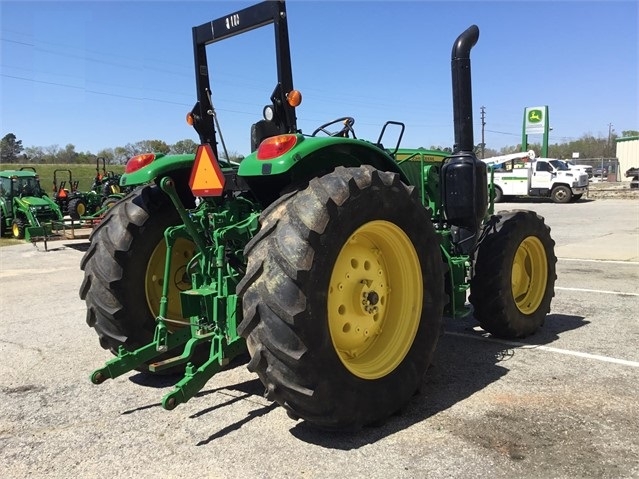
189, 144, 225, 196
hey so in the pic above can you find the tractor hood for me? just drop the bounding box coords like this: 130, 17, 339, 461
17, 196, 53, 208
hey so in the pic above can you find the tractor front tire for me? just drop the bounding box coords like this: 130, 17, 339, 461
12, 217, 25, 239
469, 210, 557, 338
237, 166, 445, 430
79, 184, 196, 372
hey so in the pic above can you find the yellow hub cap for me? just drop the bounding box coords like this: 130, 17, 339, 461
512, 236, 548, 314
145, 237, 196, 328
328, 220, 423, 380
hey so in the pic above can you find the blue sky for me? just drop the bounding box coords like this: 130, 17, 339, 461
1, 0, 637, 157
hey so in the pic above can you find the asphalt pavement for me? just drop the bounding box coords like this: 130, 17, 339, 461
0, 197, 637, 479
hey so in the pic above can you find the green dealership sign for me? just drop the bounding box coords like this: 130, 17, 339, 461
522, 105, 549, 156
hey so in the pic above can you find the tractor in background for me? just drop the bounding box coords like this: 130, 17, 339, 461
0, 167, 64, 240
51, 168, 80, 217
80, 0, 556, 431
51, 159, 124, 220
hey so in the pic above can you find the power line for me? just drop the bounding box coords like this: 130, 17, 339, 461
485, 129, 520, 137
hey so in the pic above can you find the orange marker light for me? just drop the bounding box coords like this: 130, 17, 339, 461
287, 90, 302, 107
257, 135, 298, 160
125, 153, 156, 173
186, 112, 195, 126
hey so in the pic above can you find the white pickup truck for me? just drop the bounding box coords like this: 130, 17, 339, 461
553, 159, 593, 179
483, 151, 589, 203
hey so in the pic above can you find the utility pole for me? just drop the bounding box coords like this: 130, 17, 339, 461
607, 123, 613, 157
480, 106, 486, 159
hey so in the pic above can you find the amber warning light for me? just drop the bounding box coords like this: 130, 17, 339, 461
189, 144, 226, 196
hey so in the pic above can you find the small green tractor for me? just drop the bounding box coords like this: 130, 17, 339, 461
81, 1, 557, 430
52, 159, 124, 220
0, 167, 64, 240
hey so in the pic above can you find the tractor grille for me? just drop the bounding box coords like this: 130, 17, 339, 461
35, 209, 60, 222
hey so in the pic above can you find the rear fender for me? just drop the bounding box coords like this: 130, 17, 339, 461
120, 154, 196, 188
238, 135, 408, 206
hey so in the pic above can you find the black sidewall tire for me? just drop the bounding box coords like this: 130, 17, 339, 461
12, 217, 25, 239
81, 185, 180, 352
68, 197, 87, 220
470, 210, 557, 338
551, 185, 572, 203
240, 166, 444, 429
306, 194, 442, 427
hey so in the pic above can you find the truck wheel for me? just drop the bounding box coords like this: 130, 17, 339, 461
493, 186, 503, 203
12, 217, 25, 239
469, 210, 556, 338
237, 165, 445, 430
550, 185, 572, 203
68, 197, 87, 220
79, 184, 196, 372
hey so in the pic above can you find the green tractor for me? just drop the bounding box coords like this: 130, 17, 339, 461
56, 159, 124, 220
80, 1, 556, 430
0, 167, 64, 240
52, 168, 83, 218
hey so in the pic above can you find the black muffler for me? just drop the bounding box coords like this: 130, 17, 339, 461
441, 25, 488, 233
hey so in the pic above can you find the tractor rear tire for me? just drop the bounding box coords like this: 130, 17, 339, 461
469, 210, 557, 338
237, 165, 445, 430
79, 184, 196, 373
68, 197, 87, 220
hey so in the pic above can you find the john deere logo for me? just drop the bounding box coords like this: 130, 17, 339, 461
528, 109, 543, 123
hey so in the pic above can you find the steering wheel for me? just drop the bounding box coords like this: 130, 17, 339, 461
311, 117, 356, 138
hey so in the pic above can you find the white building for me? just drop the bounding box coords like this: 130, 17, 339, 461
616, 136, 639, 181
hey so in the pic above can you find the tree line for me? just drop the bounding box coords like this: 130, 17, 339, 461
0, 134, 245, 165
2, 130, 637, 165
430, 130, 639, 160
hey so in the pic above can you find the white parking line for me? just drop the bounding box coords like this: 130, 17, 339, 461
555, 286, 639, 296
445, 331, 639, 368
558, 257, 639, 265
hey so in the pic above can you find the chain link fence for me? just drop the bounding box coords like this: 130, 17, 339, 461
572, 157, 620, 181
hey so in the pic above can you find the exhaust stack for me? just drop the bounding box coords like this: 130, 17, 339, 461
441, 25, 487, 234
451, 25, 480, 153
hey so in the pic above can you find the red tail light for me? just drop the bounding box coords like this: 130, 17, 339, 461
257, 135, 298, 160
125, 153, 156, 173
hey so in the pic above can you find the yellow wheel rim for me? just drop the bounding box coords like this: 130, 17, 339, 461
145, 237, 196, 328
512, 236, 547, 315
328, 220, 423, 380
12, 223, 20, 238
77, 203, 86, 216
